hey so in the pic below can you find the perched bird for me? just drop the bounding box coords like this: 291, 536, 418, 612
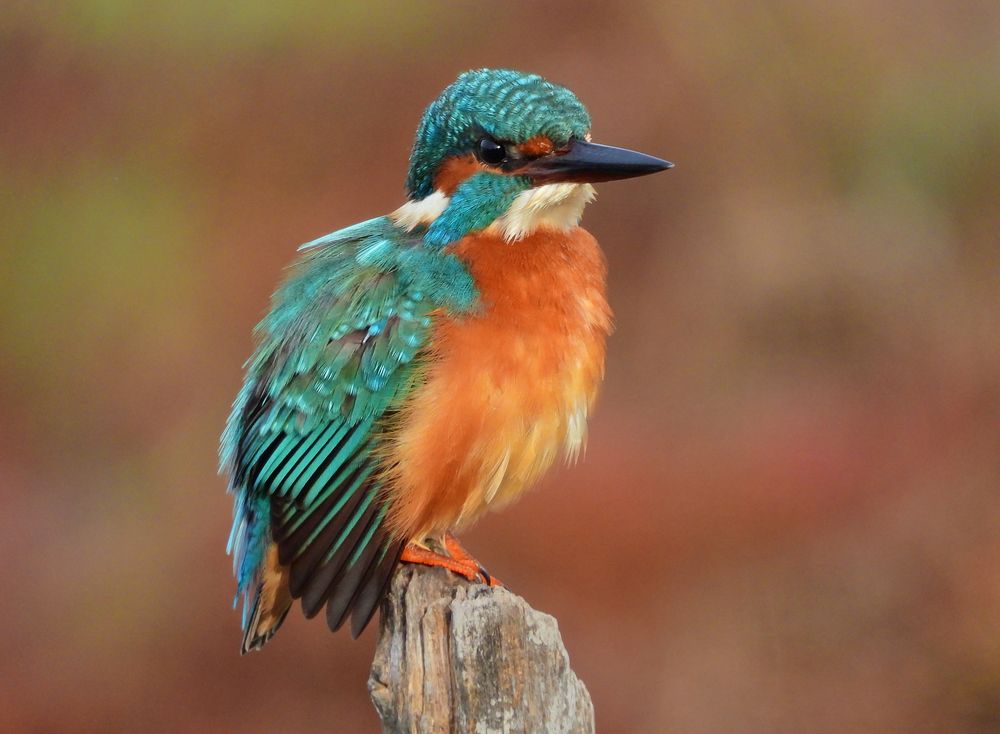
221, 68, 671, 653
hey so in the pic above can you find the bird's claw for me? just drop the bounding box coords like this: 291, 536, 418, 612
400, 535, 504, 588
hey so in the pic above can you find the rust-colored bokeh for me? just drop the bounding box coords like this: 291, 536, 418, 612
2, 3, 999, 732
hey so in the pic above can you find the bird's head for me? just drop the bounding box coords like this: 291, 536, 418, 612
395, 69, 671, 245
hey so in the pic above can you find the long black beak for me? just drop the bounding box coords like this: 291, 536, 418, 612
519, 139, 673, 184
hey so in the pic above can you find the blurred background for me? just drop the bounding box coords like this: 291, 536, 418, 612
2, 1, 999, 732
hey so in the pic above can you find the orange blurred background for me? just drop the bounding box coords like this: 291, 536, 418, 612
2, 2, 999, 732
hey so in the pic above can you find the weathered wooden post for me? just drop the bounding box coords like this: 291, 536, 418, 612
369, 565, 595, 733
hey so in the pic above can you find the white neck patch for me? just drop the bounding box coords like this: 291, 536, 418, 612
390, 189, 449, 231
389, 182, 595, 241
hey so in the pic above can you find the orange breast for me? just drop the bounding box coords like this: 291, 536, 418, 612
382, 227, 612, 541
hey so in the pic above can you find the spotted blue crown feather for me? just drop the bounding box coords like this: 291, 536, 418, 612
406, 68, 591, 199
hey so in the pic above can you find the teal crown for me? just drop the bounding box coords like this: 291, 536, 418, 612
405, 69, 592, 200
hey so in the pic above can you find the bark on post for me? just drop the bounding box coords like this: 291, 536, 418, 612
368, 565, 595, 734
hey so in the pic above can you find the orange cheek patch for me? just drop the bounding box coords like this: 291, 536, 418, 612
432, 136, 559, 195
518, 135, 555, 157
433, 155, 486, 195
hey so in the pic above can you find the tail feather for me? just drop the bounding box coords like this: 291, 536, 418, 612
240, 544, 292, 654
241, 592, 291, 654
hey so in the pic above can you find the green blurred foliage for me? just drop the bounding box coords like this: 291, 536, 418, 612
13, 0, 433, 52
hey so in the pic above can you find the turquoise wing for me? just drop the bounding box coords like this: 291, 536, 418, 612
221, 217, 476, 646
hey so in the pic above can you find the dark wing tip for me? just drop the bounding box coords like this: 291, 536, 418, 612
281, 487, 400, 637
324, 531, 387, 633
350, 541, 403, 638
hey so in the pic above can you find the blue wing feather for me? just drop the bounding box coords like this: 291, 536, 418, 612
221, 216, 476, 647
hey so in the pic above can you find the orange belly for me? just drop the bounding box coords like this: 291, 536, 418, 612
382, 227, 612, 541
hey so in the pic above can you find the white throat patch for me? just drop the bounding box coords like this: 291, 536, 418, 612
390, 183, 595, 241
490, 182, 596, 242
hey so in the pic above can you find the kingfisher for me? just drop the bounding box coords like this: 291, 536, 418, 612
221, 68, 671, 653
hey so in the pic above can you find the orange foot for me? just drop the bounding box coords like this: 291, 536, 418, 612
400, 534, 503, 587
444, 534, 503, 588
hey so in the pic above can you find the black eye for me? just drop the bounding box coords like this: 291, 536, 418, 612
476, 137, 507, 166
